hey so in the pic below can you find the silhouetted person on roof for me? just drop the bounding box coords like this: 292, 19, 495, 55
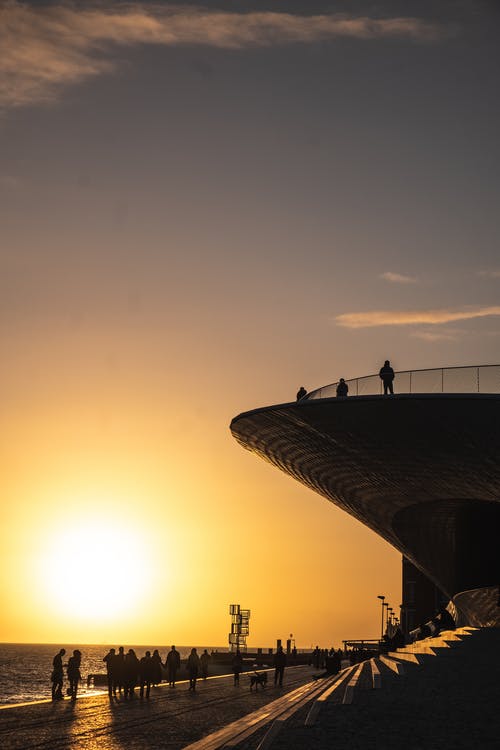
336, 378, 348, 398
51, 648, 65, 701
296, 386, 307, 401
166, 645, 181, 687
379, 360, 395, 395
273, 646, 287, 687
103, 648, 115, 698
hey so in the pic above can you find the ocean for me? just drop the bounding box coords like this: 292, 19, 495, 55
0, 643, 224, 706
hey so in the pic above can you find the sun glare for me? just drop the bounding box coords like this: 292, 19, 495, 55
38, 519, 153, 621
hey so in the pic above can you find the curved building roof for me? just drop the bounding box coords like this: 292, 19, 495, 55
230, 389, 500, 626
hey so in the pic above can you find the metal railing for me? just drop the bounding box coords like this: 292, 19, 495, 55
304, 365, 500, 400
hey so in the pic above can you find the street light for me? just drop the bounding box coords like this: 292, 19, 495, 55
383, 602, 389, 633
377, 595, 385, 639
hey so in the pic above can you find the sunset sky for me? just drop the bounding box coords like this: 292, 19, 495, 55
1, 0, 499, 648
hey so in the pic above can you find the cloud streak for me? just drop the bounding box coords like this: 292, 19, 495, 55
380, 271, 418, 284
411, 330, 460, 342
0, 2, 446, 107
478, 270, 500, 279
335, 305, 500, 328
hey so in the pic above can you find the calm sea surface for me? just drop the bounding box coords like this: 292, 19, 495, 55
0, 644, 224, 705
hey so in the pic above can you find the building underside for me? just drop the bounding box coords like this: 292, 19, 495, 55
230, 394, 500, 627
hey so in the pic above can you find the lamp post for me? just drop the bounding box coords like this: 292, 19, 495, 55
377, 595, 385, 640
383, 602, 389, 634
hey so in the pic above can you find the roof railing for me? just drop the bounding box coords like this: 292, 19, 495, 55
304, 364, 500, 400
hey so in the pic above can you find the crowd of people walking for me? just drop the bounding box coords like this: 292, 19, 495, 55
49, 644, 292, 701
50, 645, 219, 701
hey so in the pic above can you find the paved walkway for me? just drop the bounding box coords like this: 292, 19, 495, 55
0, 666, 317, 750
4, 630, 499, 749
253, 628, 500, 750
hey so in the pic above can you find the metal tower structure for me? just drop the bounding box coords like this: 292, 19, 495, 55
228, 604, 251, 651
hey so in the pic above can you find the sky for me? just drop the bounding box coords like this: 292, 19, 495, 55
1, 0, 499, 648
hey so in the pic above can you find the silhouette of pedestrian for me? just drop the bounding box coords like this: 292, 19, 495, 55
336, 378, 348, 398
312, 645, 321, 669
103, 648, 115, 698
151, 649, 163, 686
379, 360, 395, 395
200, 649, 210, 679
273, 646, 286, 687
232, 649, 243, 686
67, 649, 82, 702
187, 648, 200, 691
166, 645, 181, 687
124, 648, 139, 699
296, 386, 307, 401
139, 651, 154, 699
113, 646, 125, 696
51, 648, 65, 701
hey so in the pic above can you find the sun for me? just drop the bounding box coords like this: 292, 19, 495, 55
38, 518, 153, 621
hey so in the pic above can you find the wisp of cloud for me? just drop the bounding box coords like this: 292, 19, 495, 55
335, 305, 500, 328
0, 2, 446, 108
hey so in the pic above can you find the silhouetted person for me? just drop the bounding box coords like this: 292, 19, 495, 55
166, 645, 181, 687
113, 646, 125, 695
379, 360, 395, 395
296, 386, 307, 401
139, 651, 154, 699
151, 649, 163, 686
232, 649, 243, 686
124, 649, 139, 699
187, 648, 200, 691
67, 649, 81, 702
103, 648, 116, 698
200, 649, 210, 679
331, 650, 341, 674
313, 646, 321, 669
336, 378, 348, 398
51, 648, 65, 701
273, 646, 286, 687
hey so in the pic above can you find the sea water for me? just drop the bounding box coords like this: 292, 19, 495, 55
0, 643, 223, 705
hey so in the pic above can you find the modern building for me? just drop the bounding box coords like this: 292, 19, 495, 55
230, 366, 500, 628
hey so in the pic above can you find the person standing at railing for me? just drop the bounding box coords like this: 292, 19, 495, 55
296, 386, 307, 401
379, 360, 395, 395
336, 378, 348, 398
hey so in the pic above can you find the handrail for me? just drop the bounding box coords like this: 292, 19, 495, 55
303, 364, 500, 400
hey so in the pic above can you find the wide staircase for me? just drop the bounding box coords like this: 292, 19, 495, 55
184, 627, 500, 749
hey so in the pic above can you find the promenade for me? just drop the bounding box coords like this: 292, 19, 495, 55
0, 665, 317, 750
2, 629, 499, 749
